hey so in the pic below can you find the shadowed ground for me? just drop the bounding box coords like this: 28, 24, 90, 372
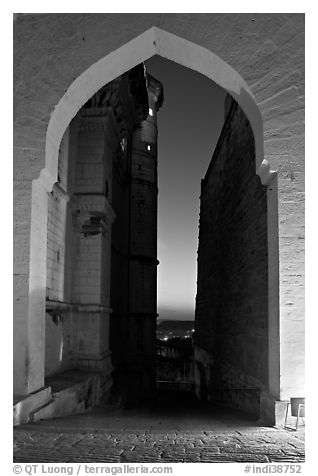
14, 390, 305, 463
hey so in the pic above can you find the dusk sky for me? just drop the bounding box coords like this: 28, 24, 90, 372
145, 56, 227, 321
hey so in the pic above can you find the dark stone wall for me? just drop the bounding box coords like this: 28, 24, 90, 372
195, 98, 268, 417
110, 143, 130, 398
110, 118, 159, 405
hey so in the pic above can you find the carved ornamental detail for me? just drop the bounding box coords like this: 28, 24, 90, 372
80, 64, 149, 139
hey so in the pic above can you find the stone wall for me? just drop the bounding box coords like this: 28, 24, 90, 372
46, 191, 67, 302
109, 142, 130, 395
43, 69, 149, 386
45, 126, 73, 375
45, 311, 72, 376
43, 66, 156, 410
195, 98, 268, 417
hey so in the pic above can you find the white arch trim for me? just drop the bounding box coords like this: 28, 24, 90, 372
29, 24, 280, 405
42, 26, 276, 191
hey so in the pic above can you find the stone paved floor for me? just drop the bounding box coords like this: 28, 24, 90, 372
14, 392, 305, 463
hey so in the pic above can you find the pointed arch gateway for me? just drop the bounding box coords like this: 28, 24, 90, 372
44, 26, 275, 187
29, 26, 279, 423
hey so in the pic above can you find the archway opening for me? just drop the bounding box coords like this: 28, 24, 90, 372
27, 27, 279, 422
145, 56, 269, 418
43, 59, 270, 422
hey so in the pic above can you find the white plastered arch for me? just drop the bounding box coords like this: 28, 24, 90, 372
28, 25, 279, 402
42, 26, 276, 191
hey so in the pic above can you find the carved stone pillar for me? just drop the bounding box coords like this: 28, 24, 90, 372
70, 111, 117, 392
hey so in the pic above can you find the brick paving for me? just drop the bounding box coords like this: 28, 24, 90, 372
14, 392, 305, 463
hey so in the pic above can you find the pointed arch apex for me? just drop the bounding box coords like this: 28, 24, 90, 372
45, 25, 267, 185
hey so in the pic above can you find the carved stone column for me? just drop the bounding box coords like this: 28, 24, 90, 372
70, 110, 117, 394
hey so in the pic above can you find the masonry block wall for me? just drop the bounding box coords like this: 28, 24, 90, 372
195, 98, 268, 417
44, 110, 117, 382
45, 126, 74, 375
46, 126, 74, 303
109, 144, 130, 398
46, 191, 67, 301
43, 66, 152, 407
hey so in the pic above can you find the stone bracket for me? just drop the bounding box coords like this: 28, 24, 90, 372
75, 194, 116, 224
257, 159, 277, 186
